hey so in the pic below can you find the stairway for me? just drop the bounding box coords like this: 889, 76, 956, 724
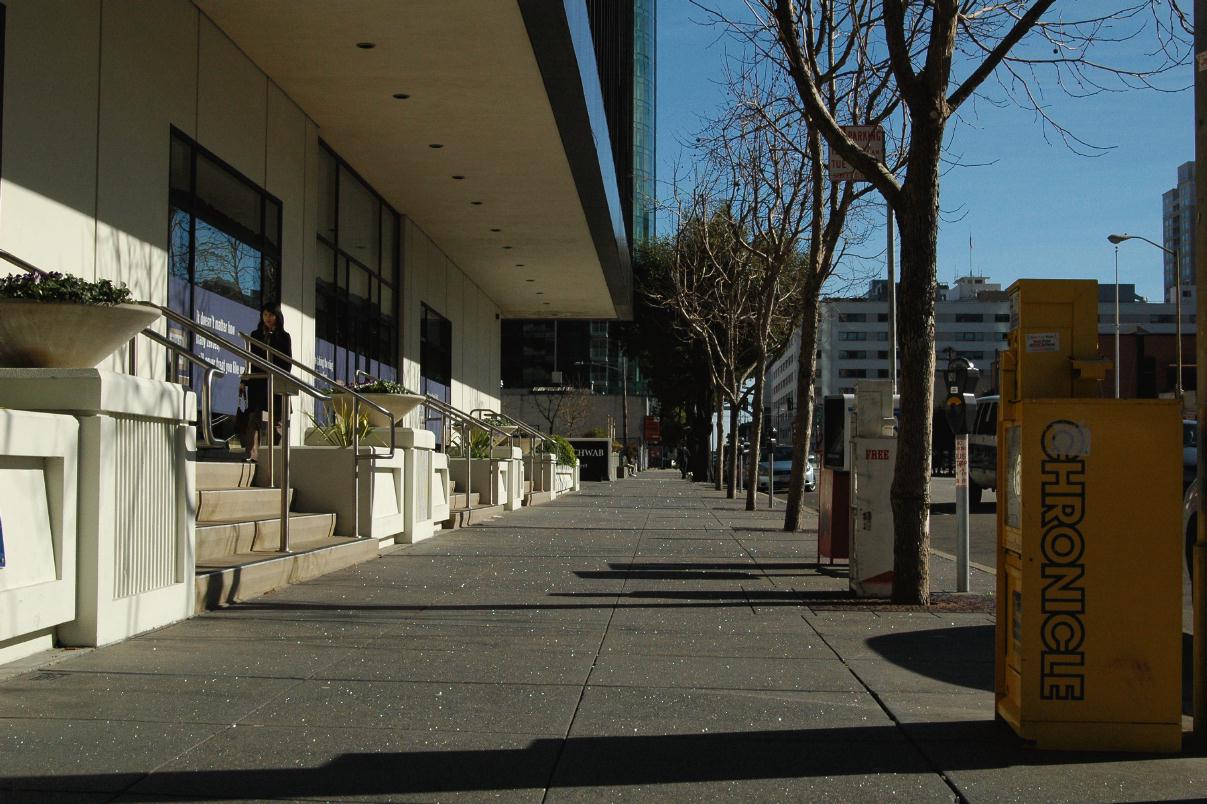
194, 461, 378, 609
441, 481, 503, 530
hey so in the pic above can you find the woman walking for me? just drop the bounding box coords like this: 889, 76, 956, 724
239, 301, 293, 462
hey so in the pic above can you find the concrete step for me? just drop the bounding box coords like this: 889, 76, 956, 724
448, 491, 480, 510
524, 490, 554, 507
196, 512, 337, 561
441, 502, 505, 530
195, 536, 379, 610
197, 487, 294, 524
196, 461, 255, 491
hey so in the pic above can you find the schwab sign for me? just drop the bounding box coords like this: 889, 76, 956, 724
569, 438, 614, 482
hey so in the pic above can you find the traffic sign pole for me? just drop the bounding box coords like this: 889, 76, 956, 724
954, 433, 970, 592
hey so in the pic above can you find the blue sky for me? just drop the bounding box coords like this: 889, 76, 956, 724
655, 1, 1192, 302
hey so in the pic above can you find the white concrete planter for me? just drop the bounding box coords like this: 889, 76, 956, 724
0, 410, 78, 665
0, 300, 160, 368
449, 457, 507, 506
331, 391, 424, 429
278, 427, 442, 545
0, 369, 196, 647
554, 464, 578, 494
262, 445, 404, 543
492, 446, 524, 511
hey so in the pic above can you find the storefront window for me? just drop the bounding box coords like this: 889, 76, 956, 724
166, 130, 281, 415
314, 143, 400, 386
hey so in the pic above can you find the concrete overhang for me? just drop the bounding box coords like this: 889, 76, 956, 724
195, 0, 632, 320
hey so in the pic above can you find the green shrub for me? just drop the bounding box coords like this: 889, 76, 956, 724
447, 430, 492, 460
0, 272, 133, 305
306, 399, 372, 447
583, 426, 608, 438
349, 379, 418, 395
550, 434, 577, 466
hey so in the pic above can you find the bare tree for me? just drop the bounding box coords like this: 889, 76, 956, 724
532, 386, 593, 437
748, 0, 1188, 603
697, 70, 816, 510
646, 174, 762, 498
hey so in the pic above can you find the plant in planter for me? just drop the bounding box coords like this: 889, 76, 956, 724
333, 378, 425, 429
550, 435, 577, 466
305, 398, 373, 447
447, 430, 492, 460
0, 272, 160, 368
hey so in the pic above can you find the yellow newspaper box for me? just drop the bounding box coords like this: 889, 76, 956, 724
995, 280, 1183, 752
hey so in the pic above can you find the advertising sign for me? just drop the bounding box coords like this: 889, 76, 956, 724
569, 438, 613, 482
643, 416, 661, 442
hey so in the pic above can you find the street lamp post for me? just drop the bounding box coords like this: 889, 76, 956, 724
1107, 233, 1183, 398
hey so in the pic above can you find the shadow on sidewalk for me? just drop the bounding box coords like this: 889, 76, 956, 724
3, 722, 1188, 800
865, 625, 995, 691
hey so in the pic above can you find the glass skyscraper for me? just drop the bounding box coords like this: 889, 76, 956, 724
1163, 161, 1195, 303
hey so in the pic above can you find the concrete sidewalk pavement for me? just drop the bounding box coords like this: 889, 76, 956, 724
0, 470, 1204, 802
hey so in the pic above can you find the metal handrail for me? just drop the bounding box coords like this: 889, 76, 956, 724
241, 334, 396, 459
139, 328, 227, 449
471, 409, 553, 500
148, 303, 331, 555
243, 334, 401, 541
423, 395, 512, 514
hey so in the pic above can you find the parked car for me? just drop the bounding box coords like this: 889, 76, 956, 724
967, 395, 998, 505
1184, 419, 1197, 494
1185, 479, 1198, 578
757, 445, 816, 492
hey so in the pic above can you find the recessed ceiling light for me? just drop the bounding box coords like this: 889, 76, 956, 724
452, 175, 465, 180
429, 143, 443, 149
515, 264, 525, 267
470, 201, 483, 206
392, 92, 410, 100
502, 245, 512, 250
490, 228, 501, 232
525, 279, 535, 282
543, 302, 550, 305
536, 291, 544, 295
356, 42, 376, 49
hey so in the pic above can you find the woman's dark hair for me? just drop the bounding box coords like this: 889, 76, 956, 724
256, 301, 285, 333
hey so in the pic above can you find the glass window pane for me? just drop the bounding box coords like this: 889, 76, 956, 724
264, 200, 281, 248
193, 218, 261, 308
381, 283, 393, 318
349, 262, 370, 305
170, 136, 191, 193
381, 207, 397, 276
196, 155, 260, 240
316, 239, 336, 285
338, 169, 379, 268
318, 148, 337, 241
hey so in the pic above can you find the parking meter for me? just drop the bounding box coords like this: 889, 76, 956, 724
943, 356, 980, 436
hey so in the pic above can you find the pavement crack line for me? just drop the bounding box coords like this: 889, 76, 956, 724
539, 510, 650, 802
798, 615, 968, 804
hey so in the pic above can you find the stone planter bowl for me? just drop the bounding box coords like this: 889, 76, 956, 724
0, 300, 160, 368
332, 391, 425, 429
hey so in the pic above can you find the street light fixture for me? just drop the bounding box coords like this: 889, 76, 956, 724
1107, 233, 1183, 398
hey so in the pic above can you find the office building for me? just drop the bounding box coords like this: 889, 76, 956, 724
1163, 161, 1195, 305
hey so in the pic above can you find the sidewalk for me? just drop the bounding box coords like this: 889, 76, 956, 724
1, 470, 1204, 802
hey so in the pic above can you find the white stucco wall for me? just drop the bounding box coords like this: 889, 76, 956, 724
1, 0, 502, 432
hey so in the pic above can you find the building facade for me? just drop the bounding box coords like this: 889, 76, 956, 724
502, 0, 656, 444
767, 276, 1196, 439
1163, 161, 1196, 304
0, 0, 636, 661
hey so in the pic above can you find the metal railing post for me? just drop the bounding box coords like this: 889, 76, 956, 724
353, 396, 361, 539
279, 390, 291, 553
267, 372, 275, 486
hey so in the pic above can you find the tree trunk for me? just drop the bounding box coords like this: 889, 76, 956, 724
727, 401, 739, 498
745, 350, 767, 511
714, 387, 725, 490
890, 134, 943, 605
784, 291, 821, 530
